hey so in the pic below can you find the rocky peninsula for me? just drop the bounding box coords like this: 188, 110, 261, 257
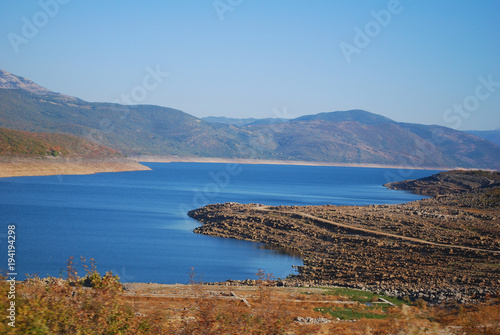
188, 171, 500, 303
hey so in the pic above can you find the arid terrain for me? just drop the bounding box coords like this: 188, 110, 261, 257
189, 171, 500, 304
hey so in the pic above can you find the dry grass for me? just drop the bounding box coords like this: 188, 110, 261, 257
1, 261, 499, 334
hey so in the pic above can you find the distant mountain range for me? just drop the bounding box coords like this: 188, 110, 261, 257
1, 69, 499, 169
202, 116, 289, 127
466, 129, 500, 146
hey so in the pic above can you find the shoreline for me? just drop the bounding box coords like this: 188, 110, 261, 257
133, 155, 449, 170
0, 157, 151, 178
0, 155, 454, 178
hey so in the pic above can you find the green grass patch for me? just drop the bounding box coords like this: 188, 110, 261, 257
322, 287, 378, 303
312, 286, 407, 306
315, 306, 388, 320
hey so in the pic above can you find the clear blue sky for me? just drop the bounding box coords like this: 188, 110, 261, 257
1, 0, 499, 130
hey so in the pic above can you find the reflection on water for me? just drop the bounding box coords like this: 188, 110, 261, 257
257, 244, 303, 258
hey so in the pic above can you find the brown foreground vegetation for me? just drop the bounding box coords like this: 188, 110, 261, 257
1, 259, 499, 334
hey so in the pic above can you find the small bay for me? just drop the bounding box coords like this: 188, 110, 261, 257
0, 163, 438, 283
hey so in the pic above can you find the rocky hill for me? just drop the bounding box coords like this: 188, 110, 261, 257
1, 69, 500, 169
384, 170, 500, 196
0, 69, 53, 95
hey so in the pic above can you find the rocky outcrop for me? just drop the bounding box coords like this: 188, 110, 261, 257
0, 68, 53, 95
384, 170, 500, 196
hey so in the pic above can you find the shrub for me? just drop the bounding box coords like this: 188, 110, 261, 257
0, 257, 163, 334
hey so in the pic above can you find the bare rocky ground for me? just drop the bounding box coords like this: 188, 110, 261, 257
188, 171, 500, 304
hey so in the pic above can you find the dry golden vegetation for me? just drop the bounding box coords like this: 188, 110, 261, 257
1, 259, 499, 334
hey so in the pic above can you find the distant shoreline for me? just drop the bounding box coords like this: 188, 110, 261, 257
0, 157, 151, 178
134, 155, 448, 171
0, 155, 449, 179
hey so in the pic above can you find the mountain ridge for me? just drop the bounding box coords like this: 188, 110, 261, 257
1, 69, 499, 169
0, 69, 53, 95
292, 109, 396, 125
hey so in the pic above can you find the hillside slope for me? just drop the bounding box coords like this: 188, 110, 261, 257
0, 88, 253, 157
0, 127, 150, 178
244, 116, 500, 169
0, 127, 121, 158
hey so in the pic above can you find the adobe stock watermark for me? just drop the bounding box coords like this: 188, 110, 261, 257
442, 74, 499, 129
87, 64, 169, 144
109, 266, 135, 283
384, 73, 499, 185
6, 225, 16, 328
339, 0, 405, 64
179, 107, 293, 217
112, 65, 169, 106
8, 0, 72, 54
213, 0, 243, 21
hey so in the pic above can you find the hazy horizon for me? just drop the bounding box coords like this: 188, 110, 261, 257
1, 1, 499, 130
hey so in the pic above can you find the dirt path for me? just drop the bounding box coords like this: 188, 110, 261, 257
255, 207, 500, 254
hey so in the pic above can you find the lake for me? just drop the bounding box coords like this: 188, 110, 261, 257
0, 163, 438, 283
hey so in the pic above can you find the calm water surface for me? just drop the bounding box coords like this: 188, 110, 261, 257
0, 163, 439, 283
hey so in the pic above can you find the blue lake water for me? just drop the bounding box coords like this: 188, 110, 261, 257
0, 163, 439, 283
